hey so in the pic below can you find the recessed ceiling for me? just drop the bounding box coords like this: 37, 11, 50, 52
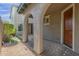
46, 3, 71, 14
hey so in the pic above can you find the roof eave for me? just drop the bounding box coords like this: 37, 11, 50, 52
17, 3, 30, 14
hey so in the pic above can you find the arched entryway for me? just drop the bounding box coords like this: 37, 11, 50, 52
40, 3, 75, 55
22, 3, 75, 55
27, 14, 34, 49
22, 14, 34, 49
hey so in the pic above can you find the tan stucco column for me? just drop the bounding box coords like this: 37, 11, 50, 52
33, 16, 44, 54
22, 17, 28, 42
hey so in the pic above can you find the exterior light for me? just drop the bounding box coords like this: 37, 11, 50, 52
29, 14, 33, 19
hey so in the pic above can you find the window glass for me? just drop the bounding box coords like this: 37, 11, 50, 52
18, 24, 23, 31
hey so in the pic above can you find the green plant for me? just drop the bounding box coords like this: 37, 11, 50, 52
3, 22, 16, 43
4, 22, 16, 36
3, 37, 18, 43
4, 38, 11, 43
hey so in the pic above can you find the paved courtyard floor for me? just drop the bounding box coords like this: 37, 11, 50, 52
0, 42, 35, 56
26, 38, 79, 56
41, 39, 79, 56
1, 38, 79, 56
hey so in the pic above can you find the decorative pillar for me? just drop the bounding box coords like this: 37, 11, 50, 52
33, 16, 44, 54
22, 17, 28, 42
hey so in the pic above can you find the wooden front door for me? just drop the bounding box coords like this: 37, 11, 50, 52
64, 7, 73, 48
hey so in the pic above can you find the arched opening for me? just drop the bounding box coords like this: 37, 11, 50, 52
42, 3, 74, 55
23, 14, 34, 49
27, 14, 34, 49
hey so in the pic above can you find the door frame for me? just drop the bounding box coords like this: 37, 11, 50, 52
61, 4, 75, 51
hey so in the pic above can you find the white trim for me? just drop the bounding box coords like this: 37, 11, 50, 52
61, 10, 63, 44
72, 4, 75, 51
61, 4, 75, 51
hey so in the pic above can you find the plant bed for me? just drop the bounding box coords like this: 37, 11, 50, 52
2, 37, 20, 47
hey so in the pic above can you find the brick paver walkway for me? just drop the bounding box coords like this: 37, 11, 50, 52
0, 42, 35, 56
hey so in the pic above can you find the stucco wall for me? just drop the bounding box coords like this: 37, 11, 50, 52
23, 3, 63, 54
19, 3, 79, 54
43, 12, 61, 43
11, 6, 25, 35
74, 4, 79, 53
23, 3, 50, 54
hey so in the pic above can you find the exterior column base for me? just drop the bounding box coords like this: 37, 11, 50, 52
22, 39, 28, 43
33, 49, 44, 55
33, 45, 44, 55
